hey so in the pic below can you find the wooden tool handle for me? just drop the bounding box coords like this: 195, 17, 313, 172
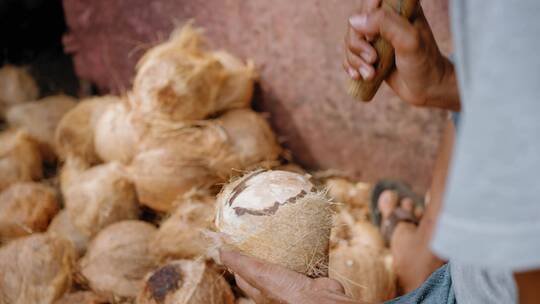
348, 0, 419, 101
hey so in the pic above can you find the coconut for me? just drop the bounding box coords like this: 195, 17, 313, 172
48, 209, 90, 257
329, 243, 396, 303
0, 233, 76, 304
0, 182, 59, 243
137, 260, 235, 304
6, 94, 77, 161
94, 101, 140, 164
236, 298, 255, 304
0, 130, 43, 192
79, 221, 158, 302
331, 209, 385, 251
212, 51, 256, 110
215, 170, 333, 277
0, 64, 39, 106
217, 109, 281, 170
54, 291, 106, 304
54, 95, 118, 164
325, 177, 372, 209
61, 159, 139, 238
150, 193, 215, 261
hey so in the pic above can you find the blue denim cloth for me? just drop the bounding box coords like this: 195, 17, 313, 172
386, 264, 456, 304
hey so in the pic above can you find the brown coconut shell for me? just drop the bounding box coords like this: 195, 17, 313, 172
79, 220, 158, 302
48, 209, 90, 257
0, 130, 43, 192
215, 170, 333, 277
61, 159, 139, 238
150, 193, 215, 261
0, 65, 39, 106
54, 291, 106, 304
6, 94, 77, 161
0, 182, 59, 243
329, 244, 396, 303
217, 109, 281, 171
0, 233, 76, 304
137, 260, 235, 304
54, 95, 119, 164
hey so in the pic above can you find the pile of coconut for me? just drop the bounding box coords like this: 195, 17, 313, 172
0, 24, 396, 304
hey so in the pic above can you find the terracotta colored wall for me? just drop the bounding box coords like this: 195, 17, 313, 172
63, 0, 452, 192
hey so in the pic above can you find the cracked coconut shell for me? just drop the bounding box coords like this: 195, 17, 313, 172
78, 221, 158, 302
137, 260, 234, 304
0, 182, 59, 243
215, 170, 333, 277
0, 130, 42, 192
6, 94, 77, 161
0, 233, 76, 304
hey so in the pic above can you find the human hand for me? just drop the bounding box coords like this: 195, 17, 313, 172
344, 0, 460, 111
220, 249, 360, 304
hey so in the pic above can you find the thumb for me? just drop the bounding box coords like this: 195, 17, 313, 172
349, 8, 419, 55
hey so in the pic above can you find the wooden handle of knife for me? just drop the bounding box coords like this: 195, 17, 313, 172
347, 0, 419, 101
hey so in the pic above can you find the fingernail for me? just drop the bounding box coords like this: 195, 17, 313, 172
361, 51, 376, 63
348, 67, 360, 79
349, 14, 367, 30
358, 66, 372, 79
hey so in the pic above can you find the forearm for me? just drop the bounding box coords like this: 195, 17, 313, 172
424, 58, 461, 112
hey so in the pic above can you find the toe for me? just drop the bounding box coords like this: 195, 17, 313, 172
378, 190, 399, 219
401, 197, 414, 213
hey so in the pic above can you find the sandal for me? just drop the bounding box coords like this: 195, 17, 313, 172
370, 180, 425, 246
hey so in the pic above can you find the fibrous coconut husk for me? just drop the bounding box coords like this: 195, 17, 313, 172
61, 158, 139, 238
132, 24, 254, 122
78, 221, 158, 302
0, 182, 59, 243
0, 130, 43, 192
150, 193, 215, 261
0, 233, 76, 304
0, 65, 39, 106
54, 95, 119, 165
94, 101, 140, 164
48, 209, 90, 257
325, 177, 372, 209
6, 94, 77, 162
215, 170, 333, 277
54, 291, 106, 304
217, 109, 281, 171
137, 260, 235, 304
329, 243, 396, 303
235, 298, 255, 304
330, 209, 385, 251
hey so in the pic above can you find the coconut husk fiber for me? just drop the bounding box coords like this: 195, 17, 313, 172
54, 95, 119, 165
330, 209, 383, 250
0, 65, 39, 107
0, 233, 76, 304
54, 291, 106, 304
0, 182, 59, 244
61, 158, 139, 238
132, 24, 254, 122
47, 209, 90, 257
137, 260, 234, 304
215, 170, 333, 278
78, 221, 158, 302
325, 177, 372, 209
150, 193, 215, 262
0, 130, 43, 192
6, 94, 77, 162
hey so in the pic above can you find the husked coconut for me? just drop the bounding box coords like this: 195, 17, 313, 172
0, 65, 39, 106
212, 51, 256, 110
54, 291, 106, 304
0, 233, 76, 304
130, 122, 234, 212
236, 298, 255, 304
0, 130, 42, 192
215, 170, 333, 277
331, 209, 384, 251
150, 193, 215, 261
94, 101, 140, 164
6, 94, 77, 161
61, 158, 139, 238
218, 109, 281, 170
55, 95, 118, 164
79, 221, 158, 302
137, 260, 234, 304
329, 244, 396, 303
48, 209, 90, 257
325, 177, 372, 209
0, 182, 59, 243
